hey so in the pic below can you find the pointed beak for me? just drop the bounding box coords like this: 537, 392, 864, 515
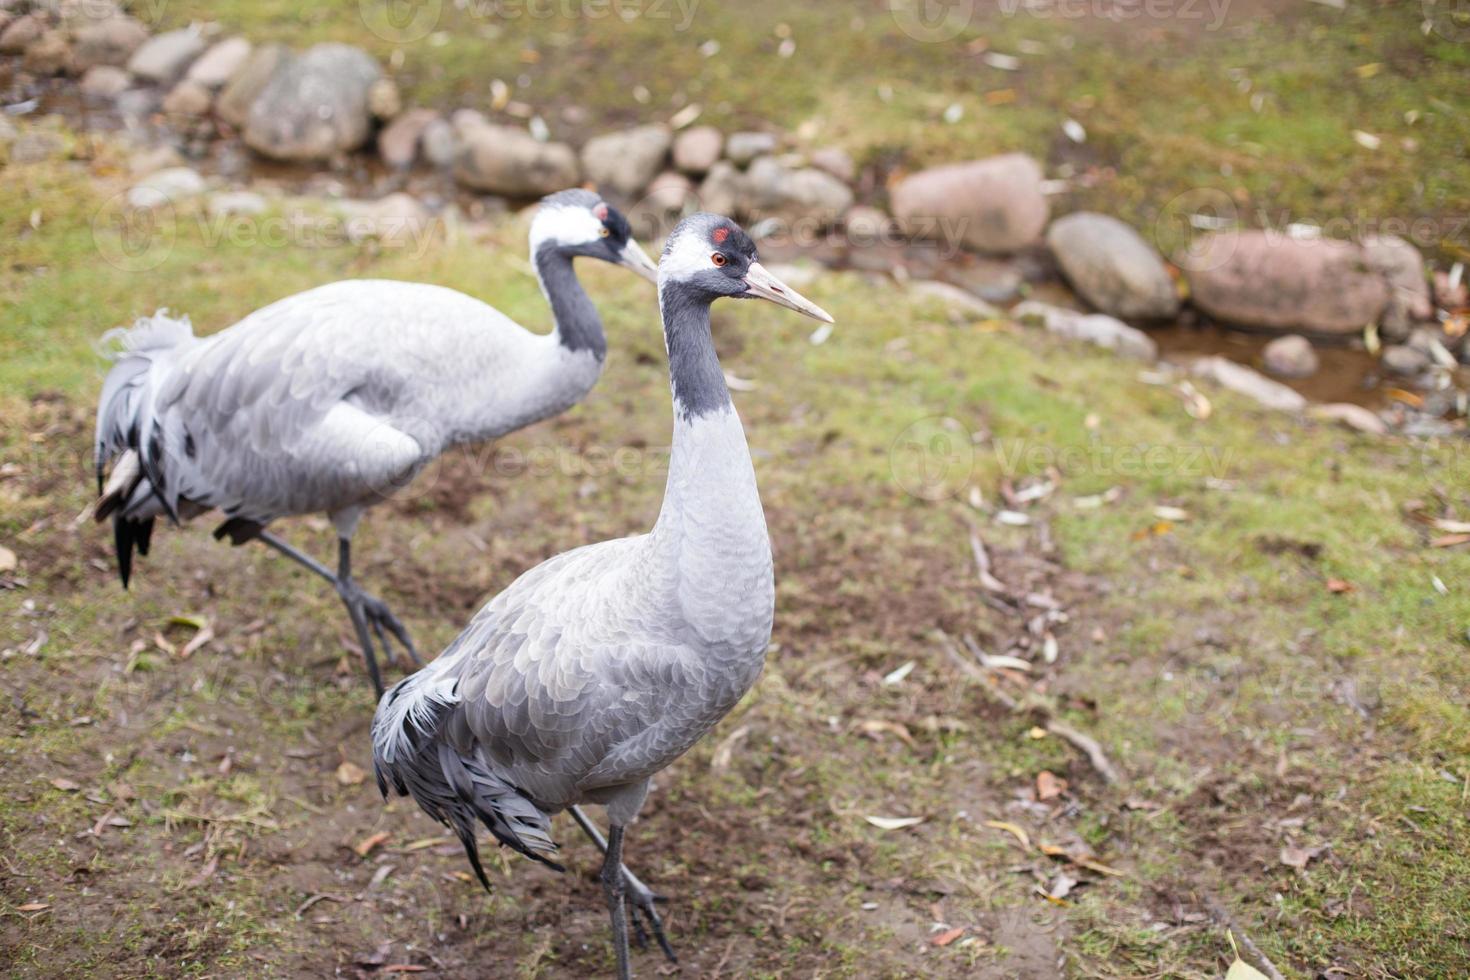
742, 262, 835, 323
618, 239, 660, 283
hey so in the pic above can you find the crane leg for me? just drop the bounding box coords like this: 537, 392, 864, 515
571, 805, 677, 963
256, 532, 422, 694
600, 824, 633, 980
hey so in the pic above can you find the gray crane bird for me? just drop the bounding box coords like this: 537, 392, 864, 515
371, 213, 832, 978
92, 190, 658, 695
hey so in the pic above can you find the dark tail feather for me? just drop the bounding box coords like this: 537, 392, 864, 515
135, 517, 154, 557
113, 516, 135, 589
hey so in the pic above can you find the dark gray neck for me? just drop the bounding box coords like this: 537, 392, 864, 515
660, 283, 733, 421
535, 242, 607, 360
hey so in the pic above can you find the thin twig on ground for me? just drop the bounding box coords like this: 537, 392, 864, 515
1205, 896, 1289, 980
934, 629, 1124, 785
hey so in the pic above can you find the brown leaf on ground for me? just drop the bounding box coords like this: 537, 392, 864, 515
1036, 771, 1068, 801
383, 967, 428, 974
354, 831, 391, 858
0, 545, 17, 572
931, 926, 966, 946
1326, 579, 1355, 594
50, 777, 80, 792
336, 761, 367, 786
983, 820, 1031, 851
16, 902, 49, 912
1280, 842, 1330, 869
857, 719, 918, 749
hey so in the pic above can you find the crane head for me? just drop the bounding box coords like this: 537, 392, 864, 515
531, 189, 659, 282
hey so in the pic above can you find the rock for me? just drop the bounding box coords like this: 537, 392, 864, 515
1046, 212, 1179, 319
672, 125, 722, 174
215, 42, 286, 129
1363, 235, 1432, 338
909, 280, 1003, 320
741, 155, 853, 226
377, 107, 437, 170
113, 87, 158, 122
1191, 356, 1307, 412
581, 124, 672, 199
1261, 334, 1319, 379
185, 37, 252, 89
127, 27, 206, 84
207, 189, 267, 217
1381, 343, 1430, 377
128, 143, 183, 176
368, 77, 401, 120
71, 14, 147, 70
844, 205, 893, 244
453, 120, 579, 197
1310, 402, 1388, 435
420, 117, 456, 168
642, 170, 692, 213
244, 44, 382, 162
335, 192, 432, 246
79, 64, 129, 97
22, 29, 72, 75
1012, 300, 1158, 361
162, 79, 211, 116
127, 166, 205, 208
697, 161, 742, 216
727, 131, 778, 166
1182, 232, 1389, 334
810, 146, 856, 182
891, 153, 1049, 254
0, 13, 43, 55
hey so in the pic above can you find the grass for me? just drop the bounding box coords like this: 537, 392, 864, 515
3, 106, 1470, 976
144, 0, 1470, 263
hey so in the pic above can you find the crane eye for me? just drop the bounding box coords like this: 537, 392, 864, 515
711, 253, 727, 267
599, 227, 611, 238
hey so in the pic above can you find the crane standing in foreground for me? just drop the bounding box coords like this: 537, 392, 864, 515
93, 190, 658, 695
372, 214, 832, 978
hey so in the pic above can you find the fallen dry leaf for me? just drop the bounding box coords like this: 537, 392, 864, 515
983, 820, 1032, 851
931, 926, 966, 947
1046, 872, 1078, 900
1326, 579, 1355, 594
864, 815, 925, 831
383, 967, 428, 974
50, 777, 80, 792
1036, 771, 1068, 802
336, 761, 368, 786
1280, 842, 1329, 870
0, 545, 17, 573
857, 719, 918, 749
178, 623, 215, 660
16, 902, 49, 912
355, 831, 391, 858
1431, 533, 1470, 549
1225, 957, 1272, 980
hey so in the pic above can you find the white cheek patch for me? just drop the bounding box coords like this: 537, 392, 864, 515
659, 232, 723, 284
531, 205, 604, 251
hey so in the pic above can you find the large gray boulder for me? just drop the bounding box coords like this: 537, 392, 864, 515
891, 153, 1049, 254
126, 27, 205, 84
1182, 232, 1389, 335
1011, 300, 1158, 361
185, 37, 252, 89
1191, 356, 1307, 412
1363, 235, 1432, 338
244, 44, 382, 161
215, 43, 286, 129
71, 14, 147, 70
672, 125, 722, 175
1046, 212, 1179, 319
453, 118, 579, 197
740, 155, 853, 227
580, 124, 671, 198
